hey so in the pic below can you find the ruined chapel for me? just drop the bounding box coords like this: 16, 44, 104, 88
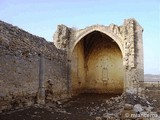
54, 18, 144, 94
0, 18, 144, 110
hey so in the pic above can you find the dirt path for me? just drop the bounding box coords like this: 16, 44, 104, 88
0, 93, 121, 120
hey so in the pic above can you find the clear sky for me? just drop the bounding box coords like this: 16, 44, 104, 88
0, 0, 160, 74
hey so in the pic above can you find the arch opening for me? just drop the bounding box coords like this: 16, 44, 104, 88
71, 31, 124, 94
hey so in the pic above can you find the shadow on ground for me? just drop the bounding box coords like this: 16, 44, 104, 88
0, 93, 122, 120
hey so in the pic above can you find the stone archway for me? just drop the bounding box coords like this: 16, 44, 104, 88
70, 26, 124, 58
53, 18, 144, 95
71, 31, 124, 94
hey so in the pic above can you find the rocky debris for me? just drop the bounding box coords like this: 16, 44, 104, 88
95, 116, 102, 120
102, 113, 119, 120
124, 103, 133, 110
0, 93, 36, 112
36, 93, 125, 119
56, 101, 62, 105
1, 93, 159, 120
125, 92, 151, 106
105, 93, 125, 110
133, 104, 143, 113
92, 94, 125, 120
121, 91, 159, 120
144, 90, 160, 111
126, 87, 137, 94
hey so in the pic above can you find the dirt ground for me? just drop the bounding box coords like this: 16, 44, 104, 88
0, 93, 121, 120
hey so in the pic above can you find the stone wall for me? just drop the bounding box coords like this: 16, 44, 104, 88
0, 18, 144, 111
54, 18, 144, 94
0, 20, 67, 111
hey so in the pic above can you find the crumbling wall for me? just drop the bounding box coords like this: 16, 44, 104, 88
123, 19, 144, 91
55, 18, 144, 94
71, 41, 86, 94
0, 20, 67, 111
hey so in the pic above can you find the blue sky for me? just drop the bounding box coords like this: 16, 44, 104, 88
0, 0, 160, 74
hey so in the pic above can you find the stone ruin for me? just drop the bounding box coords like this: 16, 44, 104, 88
54, 18, 144, 94
0, 18, 144, 112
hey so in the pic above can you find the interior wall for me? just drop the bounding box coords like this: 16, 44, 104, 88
71, 41, 86, 94
85, 37, 124, 93
71, 31, 124, 94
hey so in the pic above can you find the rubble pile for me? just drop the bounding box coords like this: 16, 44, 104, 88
94, 92, 159, 120
44, 93, 125, 120
121, 92, 160, 120
95, 94, 125, 120
1, 92, 160, 120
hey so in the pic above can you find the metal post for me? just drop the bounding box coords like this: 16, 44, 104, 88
37, 54, 45, 104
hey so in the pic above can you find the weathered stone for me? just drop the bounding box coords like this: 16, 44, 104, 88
124, 103, 133, 110
133, 104, 143, 113
56, 101, 62, 105
53, 18, 144, 94
0, 20, 68, 111
102, 113, 117, 120
144, 106, 153, 112
53, 24, 70, 49
0, 18, 145, 113
95, 116, 102, 120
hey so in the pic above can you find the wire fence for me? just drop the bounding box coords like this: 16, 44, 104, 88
139, 81, 160, 90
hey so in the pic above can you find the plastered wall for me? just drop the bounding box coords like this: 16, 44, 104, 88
71, 32, 123, 94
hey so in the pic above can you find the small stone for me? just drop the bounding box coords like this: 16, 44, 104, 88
101, 103, 104, 106
133, 104, 143, 113
124, 104, 133, 110
57, 101, 62, 105
34, 111, 38, 114
95, 116, 102, 120
103, 113, 116, 119
145, 106, 153, 112
89, 112, 93, 116
157, 108, 160, 114
153, 99, 157, 102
